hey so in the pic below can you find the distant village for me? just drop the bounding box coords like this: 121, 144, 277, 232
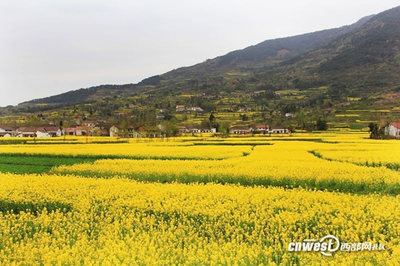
0, 122, 290, 138
1, 103, 399, 138
0, 103, 296, 138
2, 121, 400, 139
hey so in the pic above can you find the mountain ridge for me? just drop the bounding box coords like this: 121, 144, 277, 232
17, 14, 376, 106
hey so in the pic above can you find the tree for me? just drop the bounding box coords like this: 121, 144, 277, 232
209, 112, 215, 123
369, 122, 386, 139
120, 115, 131, 138
219, 122, 231, 137
160, 119, 178, 138
316, 117, 328, 131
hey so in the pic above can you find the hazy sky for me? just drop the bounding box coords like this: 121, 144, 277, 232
1, 1, 399, 107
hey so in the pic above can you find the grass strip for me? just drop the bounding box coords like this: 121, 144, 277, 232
52, 170, 400, 196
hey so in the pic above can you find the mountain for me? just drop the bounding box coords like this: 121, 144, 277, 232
163, 6, 400, 100
257, 6, 400, 100
165, 15, 374, 78
19, 14, 374, 107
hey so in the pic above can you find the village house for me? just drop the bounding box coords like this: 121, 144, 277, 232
254, 123, 269, 133
238, 106, 252, 112
269, 127, 290, 134
176, 105, 185, 112
229, 126, 252, 135
16, 126, 62, 138
198, 127, 216, 133
385, 122, 400, 138
0, 126, 16, 137
109, 125, 121, 137
38, 126, 62, 137
75, 126, 94, 136
189, 127, 217, 133
178, 125, 189, 134
95, 128, 110, 136
94, 123, 111, 136
189, 126, 201, 133
285, 113, 295, 118
81, 121, 96, 127
36, 130, 51, 138
253, 90, 265, 95
16, 127, 38, 137
187, 107, 204, 112
156, 114, 165, 119
110, 125, 163, 138
185, 126, 216, 134
109, 125, 142, 138
63, 127, 77, 136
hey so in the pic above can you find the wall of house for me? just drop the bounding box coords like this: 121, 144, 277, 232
36, 131, 50, 138
387, 125, 400, 137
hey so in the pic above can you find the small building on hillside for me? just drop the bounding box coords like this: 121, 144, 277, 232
178, 125, 189, 134
285, 113, 295, 118
176, 105, 185, 112
385, 122, 400, 138
187, 107, 204, 112
81, 121, 96, 127
238, 107, 252, 112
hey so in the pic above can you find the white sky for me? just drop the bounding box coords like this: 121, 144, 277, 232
0, 1, 399, 107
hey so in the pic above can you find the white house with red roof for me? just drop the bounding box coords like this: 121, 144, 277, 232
176, 105, 185, 112
0, 126, 16, 137
16, 127, 37, 137
76, 126, 94, 136
16, 126, 61, 138
385, 122, 400, 138
229, 126, 252, 134
178, 125, 189, 134
254, 123, 269, 133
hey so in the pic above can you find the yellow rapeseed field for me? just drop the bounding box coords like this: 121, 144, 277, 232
1, 132, 399, 265
0, 173, 399, 265
313, 141, 400, 167
51, 141, 400, 194
0, 142, 251, 160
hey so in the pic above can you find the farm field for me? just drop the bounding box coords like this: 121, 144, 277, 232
1, 132, 400, 265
